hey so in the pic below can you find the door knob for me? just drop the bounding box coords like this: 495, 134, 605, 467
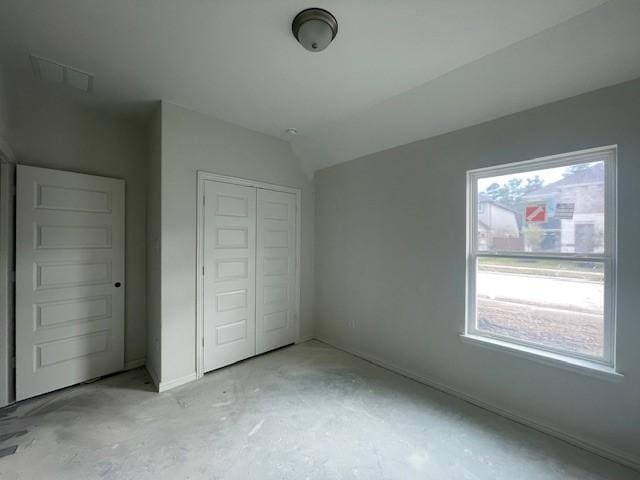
114, 282, 122, 288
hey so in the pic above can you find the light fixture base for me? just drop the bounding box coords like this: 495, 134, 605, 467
292, 8, 338, 52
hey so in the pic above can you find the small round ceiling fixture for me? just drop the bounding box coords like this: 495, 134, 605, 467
292, 8, 338, 52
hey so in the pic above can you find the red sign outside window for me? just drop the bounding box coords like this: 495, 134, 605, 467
525, 204, 547, 223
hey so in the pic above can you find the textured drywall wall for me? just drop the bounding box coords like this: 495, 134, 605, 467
145, 104, 161, 383
8, 79, 148, 366
0, 67, 11, 159
159, 102, 314, 384
315, 78, 640, 465
0, 68, 8, 141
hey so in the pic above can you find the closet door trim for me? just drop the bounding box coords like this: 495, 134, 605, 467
195, 171, 301, 379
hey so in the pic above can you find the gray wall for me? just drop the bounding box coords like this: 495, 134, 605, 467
0, 67, 9, 143
315, 78, 640, 464
145, 105, 162, 381
0, 67, 11, 158
8, 79, 148, 366
158, 102, 314, 385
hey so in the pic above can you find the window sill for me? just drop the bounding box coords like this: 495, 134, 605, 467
460, 333, 623, 382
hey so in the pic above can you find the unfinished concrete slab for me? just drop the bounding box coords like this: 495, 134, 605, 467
0, 340, 637, 479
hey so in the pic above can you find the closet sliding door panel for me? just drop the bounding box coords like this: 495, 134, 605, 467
203, 181, 256, 372
256, 189, 297, 354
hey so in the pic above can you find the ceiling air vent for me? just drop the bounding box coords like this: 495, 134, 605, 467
29, 54, 93, 93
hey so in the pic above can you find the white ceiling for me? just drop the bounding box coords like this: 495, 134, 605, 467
1, 0, 638, 175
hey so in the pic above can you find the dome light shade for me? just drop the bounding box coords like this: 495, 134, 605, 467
292, 8, 338, 52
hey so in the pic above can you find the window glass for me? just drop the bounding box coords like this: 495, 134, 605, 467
476, 161, 605, 254
475, 257, 604, 358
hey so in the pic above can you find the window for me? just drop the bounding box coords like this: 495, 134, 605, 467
466, 147, 616, 368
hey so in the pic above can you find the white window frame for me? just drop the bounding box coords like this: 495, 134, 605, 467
465, 146, 618, 373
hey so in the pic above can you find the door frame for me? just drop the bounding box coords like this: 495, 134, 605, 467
195, 171, 301, 379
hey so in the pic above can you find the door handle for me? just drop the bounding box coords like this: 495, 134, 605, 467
114, 282, 122, 288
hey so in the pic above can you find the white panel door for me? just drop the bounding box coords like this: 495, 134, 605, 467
16, 165, 125, 400
256, 189, 297, 354
203, 181, 256, 372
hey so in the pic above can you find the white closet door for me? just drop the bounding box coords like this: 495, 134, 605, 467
256, 189, 297, 354
203, 180, 256, 372
16, 165, 125, 401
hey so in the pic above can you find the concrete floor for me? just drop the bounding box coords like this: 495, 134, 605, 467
1, 340, 638, 480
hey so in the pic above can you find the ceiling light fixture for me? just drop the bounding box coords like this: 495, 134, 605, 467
292, 8, 338, 52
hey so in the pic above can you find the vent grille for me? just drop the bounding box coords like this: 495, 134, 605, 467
30, 54, 93, 93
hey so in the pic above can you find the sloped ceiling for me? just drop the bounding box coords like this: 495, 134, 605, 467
292, 0, 640, 175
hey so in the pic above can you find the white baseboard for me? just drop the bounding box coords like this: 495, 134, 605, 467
158, 372, 197, 393
124, 358, 145, 370
314, 335, 640, 472
296, 335, 314, 344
